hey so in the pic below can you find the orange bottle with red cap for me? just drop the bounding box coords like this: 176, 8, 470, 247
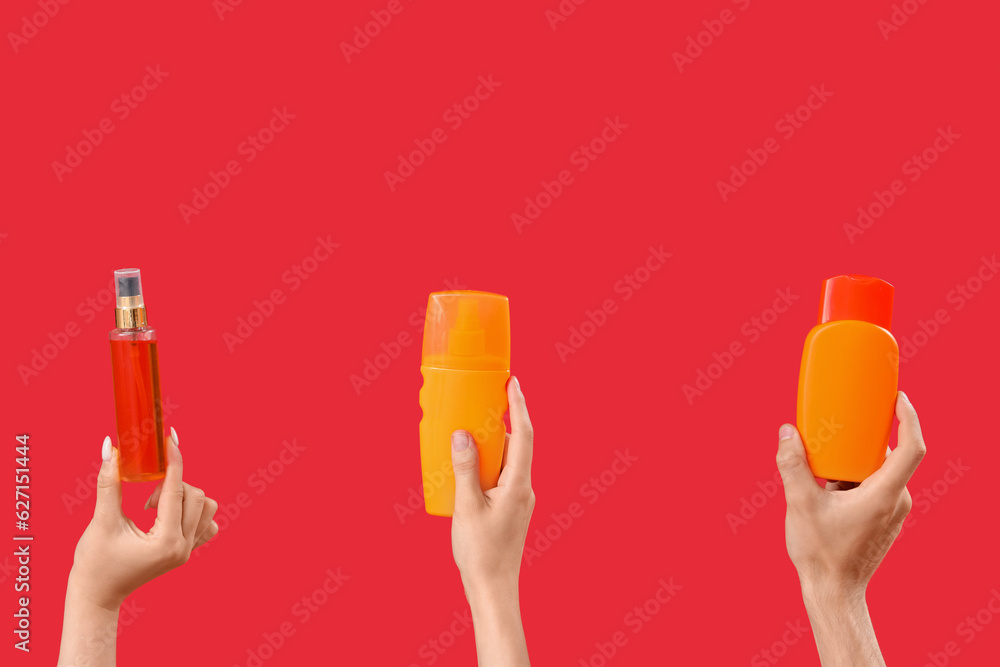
797, 275, 899, 482
419, 291, 510, 516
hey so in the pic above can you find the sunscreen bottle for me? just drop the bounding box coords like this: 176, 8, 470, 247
797, 275, 898, 482
419, 291, 510, 516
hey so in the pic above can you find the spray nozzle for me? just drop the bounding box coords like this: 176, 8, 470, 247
114, 268, 148, 328
448, 298, 486, 356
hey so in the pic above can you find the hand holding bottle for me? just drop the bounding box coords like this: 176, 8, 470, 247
58, 428, 218, 666
450, 377, 533, 667
776, 391, 926, 666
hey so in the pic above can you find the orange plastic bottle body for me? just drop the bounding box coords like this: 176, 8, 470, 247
797, 320, 898, 482
419, 367, 509, 516
110, 331, 167, 482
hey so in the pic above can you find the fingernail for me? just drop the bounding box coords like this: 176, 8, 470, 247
144, 493, 153, 510
778, 424, 796, 442
899, 391, 911, 405
102, 436, 112, 462
514, 376, 521, 391
170, 426, 179, 447
452, 431, 471, 452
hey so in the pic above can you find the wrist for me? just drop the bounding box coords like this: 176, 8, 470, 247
67, 568, 124, 613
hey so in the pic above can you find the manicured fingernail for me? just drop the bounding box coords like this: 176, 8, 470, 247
514, 376, 521, 391
452, 431, 471, 452
778, 424, 796, 442
144, 493, 153, 510
899, 391, 910, 405
170, 426, 179, 447
102, 436, 112, 462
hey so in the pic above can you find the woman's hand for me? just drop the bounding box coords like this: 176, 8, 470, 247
450, 377, 534, 667
58, 428, 218, 666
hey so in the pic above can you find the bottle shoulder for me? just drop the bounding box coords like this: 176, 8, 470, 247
109, 327, 158, 342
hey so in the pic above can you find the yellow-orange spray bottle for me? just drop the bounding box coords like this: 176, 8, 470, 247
419, 291, 510, 516
797, 275, 898, 482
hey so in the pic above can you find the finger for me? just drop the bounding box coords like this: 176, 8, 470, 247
144, 429, 178, 510
451, 430, 485, 511
195, 521, 219, 549
181, 483, 206, 543
155, 438, 185, 535
94, 436, 123, 525
776, 424, 820, 503
193, 498, 219, 547
869, 392, 926, 493
500, 376, 532, 485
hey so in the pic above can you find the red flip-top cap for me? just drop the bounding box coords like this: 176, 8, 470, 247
818, 275, 894, 330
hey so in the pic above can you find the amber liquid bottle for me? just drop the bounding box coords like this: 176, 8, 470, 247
109, 268, 167, 482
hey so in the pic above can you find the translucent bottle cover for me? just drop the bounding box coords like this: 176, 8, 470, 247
818, 275, 894, 330
421, 291, 510, 371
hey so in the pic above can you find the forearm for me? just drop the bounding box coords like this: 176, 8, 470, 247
465, 577, 530, 667
57, 572, 120, 667
802, 583, 884, 667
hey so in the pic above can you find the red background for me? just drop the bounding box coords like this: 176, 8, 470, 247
3, 0, 998, 664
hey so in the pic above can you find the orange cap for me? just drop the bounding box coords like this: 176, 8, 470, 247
818, 275, 894, 330
421, 291, 510, 371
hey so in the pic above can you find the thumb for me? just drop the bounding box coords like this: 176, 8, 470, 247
775, 424, 819, 503
94, 436, 123, 525
451, 430, 484, 510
